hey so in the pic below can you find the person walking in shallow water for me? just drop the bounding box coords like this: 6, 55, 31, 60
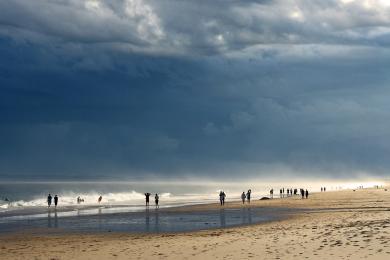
54, 195, 58, 207
241, 192, 246, 204
47, 194, 52, 208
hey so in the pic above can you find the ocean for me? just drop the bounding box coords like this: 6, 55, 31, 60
0, 181, 291, 233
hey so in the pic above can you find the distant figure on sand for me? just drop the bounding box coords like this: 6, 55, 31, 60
280, 189, 283, 198
98, 196, 102, 203
145, 193, 151, 206
270, 189, 273, 199
241, 192, 246, 204
246, 189, 251, 203
300, 189, 304, 199
219, 191, 226, 206
54, 195, 58, 207
155, 193, 159, 208
305, 189, 309, 199
47, 194, 52, 207
287, 189, 290, 197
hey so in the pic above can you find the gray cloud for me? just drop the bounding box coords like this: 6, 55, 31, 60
0, 1, 390, 180
2, 0, 390, 56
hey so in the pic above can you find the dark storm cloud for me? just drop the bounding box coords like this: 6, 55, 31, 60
1, 0, 390, 180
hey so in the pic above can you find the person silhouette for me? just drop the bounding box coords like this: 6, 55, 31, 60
145, 193, 151, 206
154, 193, 159, 208
98, 196, 102, 203
241, 192, 246, 204
219, 191, 226, 206
270, 189, 273, 199
54, 195, 58, 207
305, 189, 309, 199
246, 189, 251, 203
47, 194, 52, 208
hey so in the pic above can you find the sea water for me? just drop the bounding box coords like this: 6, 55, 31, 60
0, 181, 294, 233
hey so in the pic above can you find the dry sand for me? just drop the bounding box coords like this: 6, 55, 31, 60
1, 188, 389, 260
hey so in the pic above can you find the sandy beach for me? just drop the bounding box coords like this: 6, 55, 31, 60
1, 188, 389, 260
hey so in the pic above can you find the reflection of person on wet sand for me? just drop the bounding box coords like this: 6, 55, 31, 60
47, 212, 52, 228
54, 210, 58, 228
145, 212, 150, 231
219, 209, 226, 227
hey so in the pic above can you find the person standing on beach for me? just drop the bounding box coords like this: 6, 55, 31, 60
305, 189, 309, 199
241, 192, 246, 204
145, 193, 151, 206
219, 191, 226, 205
98, 195, 102, 203
300, 189, 304, 199
155, 193, 159, 208
47, 194, 52, 207
246, 189, 251, 203
54, 195, 58, 207
270, 189, 273, 199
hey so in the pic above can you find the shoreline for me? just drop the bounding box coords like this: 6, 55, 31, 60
1, 188, 389, 259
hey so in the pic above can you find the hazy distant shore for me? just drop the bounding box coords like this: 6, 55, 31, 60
1, 187, 389, 259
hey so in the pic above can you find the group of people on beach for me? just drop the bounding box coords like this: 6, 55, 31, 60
320, 187, 327, 192
219, 187, 310, 206
47, 194, 59, 207
144, 193, 159, 208
45, 187, 312, 209
272, 188, 309, 199
277, 188, 298, 198
76, 196, 85, 204
241, 189, 252, 204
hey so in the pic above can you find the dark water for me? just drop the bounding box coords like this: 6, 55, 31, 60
0, 207, 292, 233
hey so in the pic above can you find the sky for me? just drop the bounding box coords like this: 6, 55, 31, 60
1, 0, 390, 181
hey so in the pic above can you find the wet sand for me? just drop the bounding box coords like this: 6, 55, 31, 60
0, 188, 389, 259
